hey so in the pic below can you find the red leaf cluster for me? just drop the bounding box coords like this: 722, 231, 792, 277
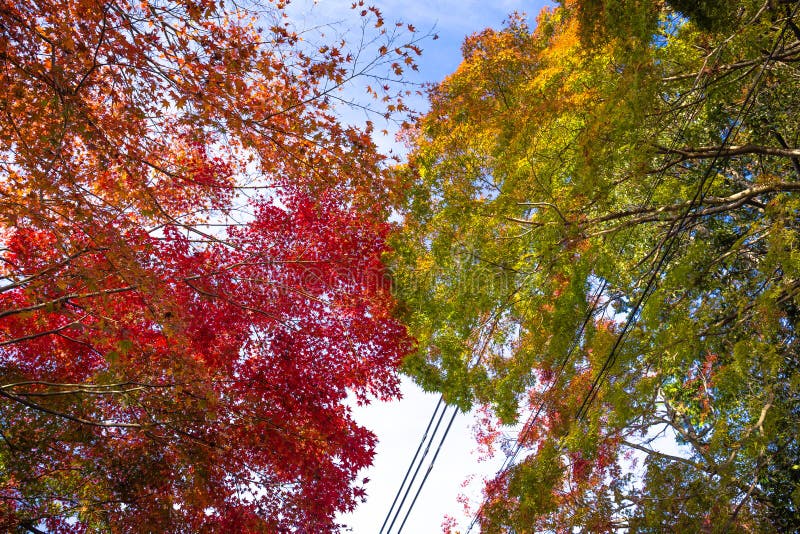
0, 0, 414, 530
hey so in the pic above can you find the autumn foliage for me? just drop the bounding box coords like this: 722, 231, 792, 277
0, 0, 417, 530
394, 0, 800, 531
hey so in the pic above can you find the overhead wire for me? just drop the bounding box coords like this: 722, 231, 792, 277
465, 39, 725, 534
395, 406, 460, 533
463, 280, 607, 534
462, 7, 778, 529
378, 395, 445, 534
575, 1, 800, 422
380, 300, 514, 530
381, 396, 451, 534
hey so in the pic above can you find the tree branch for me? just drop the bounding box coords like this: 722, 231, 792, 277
0, 286, 135, 320
657, 143, 800, 159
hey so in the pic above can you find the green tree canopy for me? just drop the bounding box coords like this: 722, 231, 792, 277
392, 0, 800, 530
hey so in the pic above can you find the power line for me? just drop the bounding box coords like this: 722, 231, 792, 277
575, 0, 799, 422
463, 280, 607, 534
383, 398, 452, 534
464, 31, 725, 532
461, 7, 796, 528
380, 304, 505, 531
378, 395, 445, 534
395, 406, 460, 533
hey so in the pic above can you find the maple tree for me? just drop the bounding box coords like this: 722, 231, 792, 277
0, 0, 420, 530
393, 0, 800, 531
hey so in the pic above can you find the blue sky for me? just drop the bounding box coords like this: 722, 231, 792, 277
281, 1, 552, 532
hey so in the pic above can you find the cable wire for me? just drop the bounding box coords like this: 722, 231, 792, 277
378, 395, 445, 534
461, 6, 798, 528
575, 1, 799, 422
396, 406, 460, 533
384, 398, 451, 533
463, 281, 607, 534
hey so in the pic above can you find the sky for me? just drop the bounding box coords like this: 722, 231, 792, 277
280, 1, 551, 532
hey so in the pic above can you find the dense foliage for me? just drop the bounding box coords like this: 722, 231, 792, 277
0, 0, 418, 530
393, 0, 800, 531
